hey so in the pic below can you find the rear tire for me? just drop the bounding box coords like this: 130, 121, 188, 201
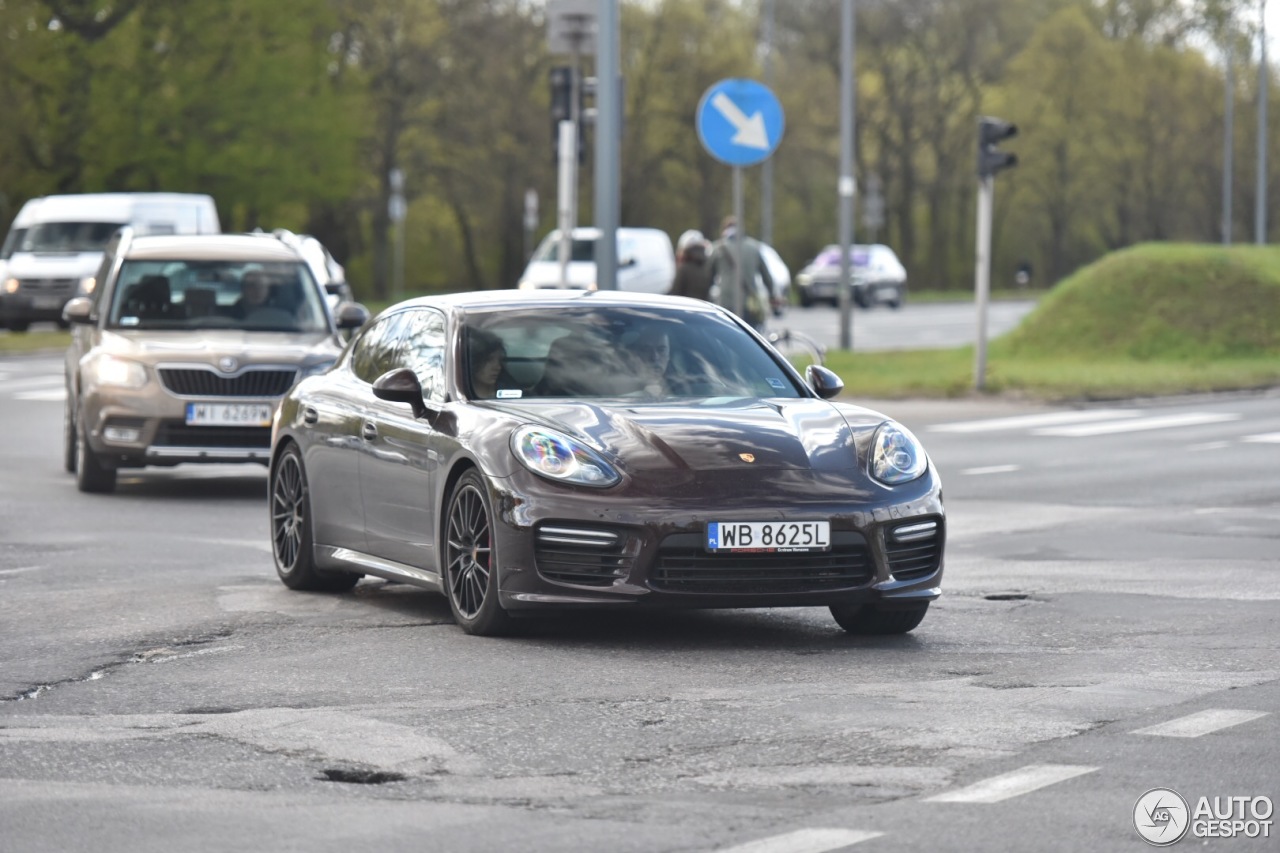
830, 602, 929, 635
443, 470, 513, 636
75, 421, 116, 493
7, 320, 30, 333
270, 443, 359, 592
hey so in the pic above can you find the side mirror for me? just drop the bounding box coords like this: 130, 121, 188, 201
334, 301, 370, 330
372, 367, 431, 419
805, 364, 844, 400
63, 297, 94, 325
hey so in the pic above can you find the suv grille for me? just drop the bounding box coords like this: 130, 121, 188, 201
153, 421, 272, 448
159, 367, 297, 398
534, 525, 633, 587
886, 517, 944, 581
651, 532, 873, 595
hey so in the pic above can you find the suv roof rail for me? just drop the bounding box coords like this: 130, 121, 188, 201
271, 228, 302, 249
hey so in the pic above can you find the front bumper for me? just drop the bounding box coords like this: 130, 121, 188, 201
488, 467, 945, 612
0, 291, 74, 325
79, 386, 276, 469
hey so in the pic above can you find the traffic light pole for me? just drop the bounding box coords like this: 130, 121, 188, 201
974, 174, 993, 391
557, 119, 577, 286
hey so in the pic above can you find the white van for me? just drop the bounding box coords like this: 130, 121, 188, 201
1, 192, 220, 331
517, 227, 676, 294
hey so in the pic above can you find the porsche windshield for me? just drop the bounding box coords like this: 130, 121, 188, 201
464, 305, 806, 401
106, 260, 329, 333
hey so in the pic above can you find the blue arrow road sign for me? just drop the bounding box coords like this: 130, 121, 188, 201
697, 79, 785, 167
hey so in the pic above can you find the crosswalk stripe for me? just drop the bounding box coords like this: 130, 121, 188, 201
928, 410, 1139, 433
13, 389, 65, 402
1132, 709, 1269, 738
961, 464, 1021, 475
0, 376, 64, 392
1242, 432, 1280, 443
1032, 412, 1240, 437
712, 828, 883, 853
923, 764, 1097, 804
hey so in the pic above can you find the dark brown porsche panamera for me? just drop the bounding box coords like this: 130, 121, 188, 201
268, 290, 945, 636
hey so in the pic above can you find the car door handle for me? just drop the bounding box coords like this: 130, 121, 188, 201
362, 422, 378, 441
303, 407, 318, 425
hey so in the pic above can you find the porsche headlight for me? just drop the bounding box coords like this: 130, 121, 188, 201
870, 420, 927, 485
87, 354, 148, 389
511, 426, 620, 487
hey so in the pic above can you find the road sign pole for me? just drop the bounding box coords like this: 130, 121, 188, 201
557, 120, 577, 286
974, 175, 993, 391
733, 166, 745, 320
594, 0, 620, 289
838, 0, 856, 351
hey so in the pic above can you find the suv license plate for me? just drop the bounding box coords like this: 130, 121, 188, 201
185, 402, 273, 427
707, 521, 830, 553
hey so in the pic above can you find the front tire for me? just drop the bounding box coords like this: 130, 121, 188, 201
76, 421, 116, 493
271, 443, 358, 592
830, 602, 929, 635
443, 470, 513, 636
63, 394, 78, 474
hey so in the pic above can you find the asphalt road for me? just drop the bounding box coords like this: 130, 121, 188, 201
770, 298, 1037, 352
1, 353, 1277, 853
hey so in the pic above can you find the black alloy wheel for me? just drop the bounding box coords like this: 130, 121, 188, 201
830, 602, 929, 635
444, 470, 513, 636
271, 443, 358, 592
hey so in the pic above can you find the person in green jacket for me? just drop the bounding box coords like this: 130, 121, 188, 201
708, 216, 773, 331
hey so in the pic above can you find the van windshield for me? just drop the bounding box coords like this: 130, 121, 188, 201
533, 237, 596, 263
22, 222, 125, 253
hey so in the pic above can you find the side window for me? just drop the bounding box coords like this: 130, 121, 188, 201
396, 309, 447, 403
351, 313, 410, 384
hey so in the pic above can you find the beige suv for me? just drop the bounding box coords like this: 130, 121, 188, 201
62, 229, 368, 493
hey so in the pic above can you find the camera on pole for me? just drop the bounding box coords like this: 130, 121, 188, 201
977, 116, 1018, 178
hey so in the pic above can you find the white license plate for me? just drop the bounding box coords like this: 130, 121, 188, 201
33, 295, 64, 310
185, 402, 273, 427
707, 521, 831, 552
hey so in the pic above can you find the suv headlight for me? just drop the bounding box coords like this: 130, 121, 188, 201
870, 420, 927, 485
511, 426, 620, 487
86, 355, 148, 389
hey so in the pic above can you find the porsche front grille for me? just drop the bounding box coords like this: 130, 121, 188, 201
651, 532, 874, 594
158, 367, 298, 398
534, 525, 633, 587
886, 517, 944, 581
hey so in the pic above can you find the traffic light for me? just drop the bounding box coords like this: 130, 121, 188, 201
549, 66, 586, 164
977, 116, 1017, 178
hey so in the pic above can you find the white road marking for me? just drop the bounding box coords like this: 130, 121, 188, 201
0, 566, 44, 575
1132, 709, 1269, 738
0, 376, 64, 393
14, 389, 65, 402
929, 410, 1140, 433
713, 828, 883, 853
1033, 412, 1240, 437
1187, 441, 1231, 451
960, 464, 1021, 475
923, 764, 1097, 803
1242, 432, 1280, 443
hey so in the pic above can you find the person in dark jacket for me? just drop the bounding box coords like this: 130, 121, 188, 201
668, 229, 713, 302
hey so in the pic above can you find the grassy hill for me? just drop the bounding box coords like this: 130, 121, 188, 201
827, 243, 1280, 400
1002, 243, 1280, 360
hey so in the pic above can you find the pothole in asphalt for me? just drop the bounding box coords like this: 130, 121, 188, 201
320, 768, 407, 785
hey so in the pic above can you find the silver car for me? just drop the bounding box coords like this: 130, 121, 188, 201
62, 229, 368, 493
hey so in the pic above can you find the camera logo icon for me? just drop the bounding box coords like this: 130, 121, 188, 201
1134, 788, 1191, 846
